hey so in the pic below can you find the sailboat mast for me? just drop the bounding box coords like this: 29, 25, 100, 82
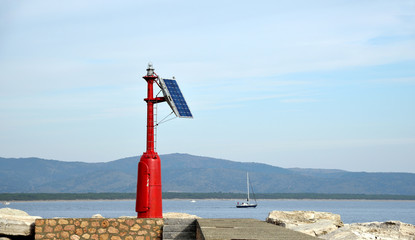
247, 172, 250, 202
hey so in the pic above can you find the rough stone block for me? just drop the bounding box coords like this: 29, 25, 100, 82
81, 221, 89, 228
35, 219, 45, 225
99, 233, 109, 240
0, 218, 35, 236
35, 234, 44, 239
46, 219, 56, 226
130, 224, 141, 231
146, 220, 155, 225
266, 210, 343, 237
35, 226, 43, 233
75, 228, 83, 235
61, 231, 70, 238
45, 233, 56, 238
54, 224, 62, 231
119, 223, 129, 231
91, 221, 100, 227
101, 220, 109, 228
43, 225, 53, 233
64, 224, 75, 231
125, 219, 135, 226
108, 226, 119, 234
137, 230, 147, 235
70, 234, 80, 240
82, 233, 91, 239
58, 219, 69, 225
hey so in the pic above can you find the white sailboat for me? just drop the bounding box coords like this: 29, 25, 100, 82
236, 172, 257, 208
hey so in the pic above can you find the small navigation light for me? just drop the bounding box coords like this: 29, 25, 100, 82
146, 62, 154, 76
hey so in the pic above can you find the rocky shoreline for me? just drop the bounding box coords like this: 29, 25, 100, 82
266, 210, 415, 240
1, 207, 414, 239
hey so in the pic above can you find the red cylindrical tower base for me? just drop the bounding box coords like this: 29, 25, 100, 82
136, 152, 163, 218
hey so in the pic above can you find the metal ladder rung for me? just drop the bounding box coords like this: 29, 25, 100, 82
154, 102, 157, 151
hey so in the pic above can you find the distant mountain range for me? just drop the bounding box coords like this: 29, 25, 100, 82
1, 153, 415, 195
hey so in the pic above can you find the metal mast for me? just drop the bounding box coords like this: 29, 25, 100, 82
247, 172, 250, 202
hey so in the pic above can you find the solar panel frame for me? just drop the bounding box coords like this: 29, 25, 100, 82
159, 78, 193, 118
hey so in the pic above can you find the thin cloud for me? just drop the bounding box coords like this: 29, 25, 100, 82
280, 98, 319, 103
368, 76, 415, 84
267, 138, 415, 151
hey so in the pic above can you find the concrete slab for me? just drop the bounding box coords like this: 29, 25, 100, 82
197, 218, 318, 240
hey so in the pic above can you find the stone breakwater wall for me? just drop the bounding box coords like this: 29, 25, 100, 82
34, 218, 163, 240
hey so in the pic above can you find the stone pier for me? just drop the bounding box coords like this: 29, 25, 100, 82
34, 218, 163, 240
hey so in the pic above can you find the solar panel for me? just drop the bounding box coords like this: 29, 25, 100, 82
160, 78, 193, 118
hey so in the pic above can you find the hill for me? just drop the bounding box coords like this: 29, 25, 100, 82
1, 153, 415, 195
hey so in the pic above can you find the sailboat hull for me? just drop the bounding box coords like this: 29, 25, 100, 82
236, 204, 257, 208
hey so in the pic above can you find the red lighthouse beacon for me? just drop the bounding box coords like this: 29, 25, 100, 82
136, 63, 192, 218
136, 63, 164, 218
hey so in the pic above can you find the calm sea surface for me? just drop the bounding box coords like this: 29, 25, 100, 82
5, 199, 415, 225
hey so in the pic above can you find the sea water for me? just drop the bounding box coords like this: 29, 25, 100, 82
5, 199, 415, 225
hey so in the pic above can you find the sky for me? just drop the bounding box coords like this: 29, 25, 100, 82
1, 0, 414, 173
